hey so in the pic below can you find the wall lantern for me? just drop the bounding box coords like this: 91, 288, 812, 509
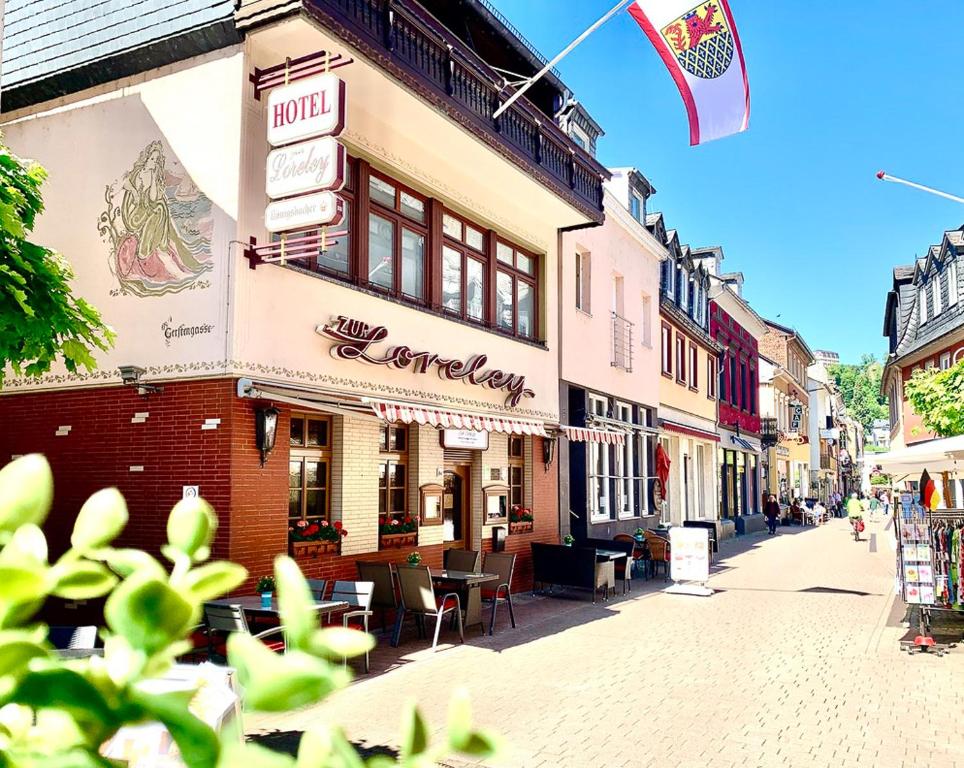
255, 406, 280, 466
118, 365, 163, 396
542, 436, 556, 470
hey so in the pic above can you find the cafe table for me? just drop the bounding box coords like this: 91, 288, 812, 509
206, 595, 347, 620
430, 570, 499, 634
594, 549, 629, 563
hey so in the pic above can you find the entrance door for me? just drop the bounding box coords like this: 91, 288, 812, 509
683, 455, 691, 521
443, 466, 470, 549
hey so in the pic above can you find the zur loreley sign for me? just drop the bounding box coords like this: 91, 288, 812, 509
264, 71, 347, 233
318, 316, 535, 407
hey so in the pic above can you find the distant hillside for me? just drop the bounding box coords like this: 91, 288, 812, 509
827, 354, 888, 433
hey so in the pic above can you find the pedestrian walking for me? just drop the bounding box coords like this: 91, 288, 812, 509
881, 490, 891, 518
764, 494, 781, 535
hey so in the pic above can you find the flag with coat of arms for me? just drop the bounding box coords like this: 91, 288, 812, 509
628, 0, 750, 145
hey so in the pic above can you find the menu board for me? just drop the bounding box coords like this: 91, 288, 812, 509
899, 519, 935, 604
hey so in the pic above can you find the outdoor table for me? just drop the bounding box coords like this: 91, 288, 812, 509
206, 595, 348, 621
430, 570, 499, 633
594, 549, 629, 563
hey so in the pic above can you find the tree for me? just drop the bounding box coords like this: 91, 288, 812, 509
0, 454, 498, 766
827, 354, 888, 432
0, 141, 113, 386
904, 360, 964, 437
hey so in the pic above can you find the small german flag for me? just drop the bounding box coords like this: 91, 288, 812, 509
919, 469, 941, 510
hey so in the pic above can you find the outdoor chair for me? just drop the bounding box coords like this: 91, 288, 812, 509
614, 533, 649, 582
357, 561, 398, 635
306, 579, 328, 601
596, 559, 615, 600
444, 548, 481, 572
481, 552, 517, 635
48, 625, 97, 650
608, 536, 637, 594
643, 531, 671, 581
202, 603, 287, 662
393, 566, 463, 650
329, 580, 375, 673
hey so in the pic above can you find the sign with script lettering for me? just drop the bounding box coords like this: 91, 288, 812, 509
265, 192, 343, 233
267, 73, 346, 146
317, 315, 535, 407
266, 137, 346, 199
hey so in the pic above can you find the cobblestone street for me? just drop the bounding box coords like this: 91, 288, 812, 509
249, 516, 964, 767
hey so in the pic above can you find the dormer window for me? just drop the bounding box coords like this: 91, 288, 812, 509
629, 190, 645, 223
920, 285, 928, 323
950, 260, 959, 306
933, 276, 942, 316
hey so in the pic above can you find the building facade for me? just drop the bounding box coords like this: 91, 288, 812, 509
559, 169, 664, 540
700, 258, 766, 534
806, 362, 841, 504
0, 0, 608, 600
647, 215, 721, 526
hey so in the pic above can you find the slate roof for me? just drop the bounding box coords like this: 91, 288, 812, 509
2, 0, 238, 111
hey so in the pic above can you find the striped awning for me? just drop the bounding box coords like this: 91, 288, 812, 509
561, 426, 626, 445
368, 399, 549, 437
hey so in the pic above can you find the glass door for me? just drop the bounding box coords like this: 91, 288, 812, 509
443, 466, 470, 549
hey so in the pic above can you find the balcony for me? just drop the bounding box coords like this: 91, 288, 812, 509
286, 0, 607, 220
760, 417, 778, 448
611, 312, 634, 372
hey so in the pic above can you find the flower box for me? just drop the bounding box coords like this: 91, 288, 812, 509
289, 540, 340, 559
379, 532, 418, 549
509, 521, 533, 534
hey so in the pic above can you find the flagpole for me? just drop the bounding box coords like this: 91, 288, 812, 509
492, 0, 633, 120
876, 171, 964, 205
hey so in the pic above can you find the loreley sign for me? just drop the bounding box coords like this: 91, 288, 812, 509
265, 192, 344, 233
317, 315, 535, 407
266, 137, 346, 199
267, 73, 346, 147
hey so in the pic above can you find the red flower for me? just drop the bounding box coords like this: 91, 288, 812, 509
333, 521, 343, 530
304, 524, 319, 536
340, 529, 348, 537
404, 515, 413, 524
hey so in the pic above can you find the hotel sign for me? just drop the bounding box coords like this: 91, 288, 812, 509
267, 73, 346, 146
265, 192, 344, 233
265, 137, 346, 199
318, 315, 535, 407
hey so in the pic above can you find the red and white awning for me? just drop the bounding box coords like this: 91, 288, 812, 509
369, 399, 549, 437
561, 426, 626, 445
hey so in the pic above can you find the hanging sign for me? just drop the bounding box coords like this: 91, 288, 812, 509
266, 137, 346, 199
267, 73, 346, 146
790, 403, 803, 432
265, 192, 344, 233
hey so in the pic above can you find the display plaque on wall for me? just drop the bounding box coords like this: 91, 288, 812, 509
441, 429, 489, 450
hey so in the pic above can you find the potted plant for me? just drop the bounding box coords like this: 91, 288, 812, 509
379, 515, 418, 549
563, 534, 575, 547
256, 575, 275, 608
406, 551, 422, 566
634, 527, 645, 543
289, 518, 348, 559
509, 505, 534, 534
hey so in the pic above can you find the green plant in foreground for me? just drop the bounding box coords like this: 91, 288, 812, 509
0, 454, 498, 767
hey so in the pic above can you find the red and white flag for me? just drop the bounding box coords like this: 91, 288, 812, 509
628, 1, 749, 145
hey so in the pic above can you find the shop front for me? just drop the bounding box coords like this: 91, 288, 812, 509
717, 429, 763, 533
657, 414, 719, 526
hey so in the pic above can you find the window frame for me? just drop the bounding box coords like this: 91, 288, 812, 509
366, 169, 429, 303
495, 238, 539, 340
508, 435, 525, 508
676, 334, 687, 385
288, 415, 333, 526
378, 423, 409, 521
949, 260, 959, 306
575, 250, 591, 314
688, 342, 698, 391
661, 323, 673, 377
441, 212, 487, 324
707, 354, 717, 400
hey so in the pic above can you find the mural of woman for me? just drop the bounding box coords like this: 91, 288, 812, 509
99, 141, 214, 297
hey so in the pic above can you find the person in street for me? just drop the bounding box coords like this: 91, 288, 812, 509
847, 492, 863, 520
881, 490, 891, 518
813, 499, 827, 525
764, 494, 781, 535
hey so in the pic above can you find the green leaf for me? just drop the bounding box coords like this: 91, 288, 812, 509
179, 561, 247, 604
88, 547, 165, 579
71, 488, 128, 551
0, 628, 48, 676
130, 687, 220, 768
0, 565, 49, 606
307, 626, 375, 661
9, 667, 118, 735
0, 454, 53, 531
167, 498, 217, 560
400, 700, 429, 758
297, 725, 365, 768
105, 573, 195, 655
453, 731, 499, 757
274, 556, 316, 651
227, 635, 348, 712
0, 523, 48, 568
217, 739, 296, 768
50, 560, 118, 600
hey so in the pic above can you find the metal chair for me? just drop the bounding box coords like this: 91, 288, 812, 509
481, 552, 516, 635
610, 535, 637, 594
643, 531, 671, 581
306, 579, 328, 601
357, 561, 398, 634
393, 566, 463, 650
329, 580, 375, 672
202, 603, 287, 661
48, 625, 97, 650
614, 533, 649, 582
444, 549, 481, 572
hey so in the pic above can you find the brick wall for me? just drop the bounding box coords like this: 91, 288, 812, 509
758, 329, 787, 368
710, 301, 761, 435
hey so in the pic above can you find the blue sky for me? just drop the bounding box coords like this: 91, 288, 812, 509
487, 0, 964, 364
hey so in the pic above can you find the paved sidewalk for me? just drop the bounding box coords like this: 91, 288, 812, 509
248, 516, 964, 767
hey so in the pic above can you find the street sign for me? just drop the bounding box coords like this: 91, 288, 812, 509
264, 192, 344, 233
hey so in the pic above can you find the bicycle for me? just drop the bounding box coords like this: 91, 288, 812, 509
850, 516, 864, 542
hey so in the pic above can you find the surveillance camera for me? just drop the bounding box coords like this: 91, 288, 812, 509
118, 365, 146, 385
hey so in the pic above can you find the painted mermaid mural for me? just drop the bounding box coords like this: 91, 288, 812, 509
98, 141, 214, 296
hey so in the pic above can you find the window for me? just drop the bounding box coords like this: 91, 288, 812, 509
629, 190, 644, 223
950, 261, 959, 306
575, 250, 591, 313
740, 360, 748, 410
508, 436, 525, 508
925, 359, 935, 370
441, 213, 486, 323
289, 415, 332, 526
640, 293, 652, 347
592, 400, 649, 521
676, 334, 686, 384
920, 285, 928, 323
729, 353, 738, 405
367, 171, 427, 302
933, 277, 942, 315
496, 241, 537, 338
661, 323, 672, 376
680, 271, 689, 312
749, 368, 757, 415
689, 343, 698, 390
707, 354, 717, 399
663, 260, 676, 299
589, 395, 612, 521
378, 423, 408, 523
